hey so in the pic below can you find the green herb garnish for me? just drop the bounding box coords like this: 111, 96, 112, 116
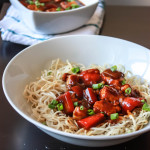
121, 79, 126, 85
80, 105, 84, 110
57, 103, 63, 111
125, 88, 131, 95
87, 109, 95, 115
71, 67, 80, 73
56, 7, 61, 11
74, 102, 78, 107
92, 83, 104, 90
142, 103, 150, 111
71, 4, 79, 9
110, 65, 117, 72
110, 113, 119, 120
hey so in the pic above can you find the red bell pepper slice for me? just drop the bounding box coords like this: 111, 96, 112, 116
77, 113, 105, 129
121, 97, 144, 113
63, 91, 74, 114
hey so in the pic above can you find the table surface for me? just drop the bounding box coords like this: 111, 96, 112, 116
0, 3, 150, 150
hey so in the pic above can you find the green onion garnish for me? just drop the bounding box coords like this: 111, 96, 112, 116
48, 100, 58, 109
110, 113, 119, 120
142, 103, 150, 111
27, 0, 34, 5
48, 104, 55, 109
66, 7, 71, 10
57, 103, 63, 111
92, 83, 104, 89
92, 84, 99, 89
71, 67, 80, 73
110, 65, 117, 72
71, 4, 79, 9
80, 105, 84, 110
141, 99, 145, 103
35, 0, 45, 8
74, 102, 78, 107
87, 109, 95, 115
125, 88, 131, 95
67, 0, 75, 1
51, 99, 58, 105
121, 79, 126, 85
56, 7, 61, 11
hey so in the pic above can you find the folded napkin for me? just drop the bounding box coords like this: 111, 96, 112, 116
0, 1, 104, 45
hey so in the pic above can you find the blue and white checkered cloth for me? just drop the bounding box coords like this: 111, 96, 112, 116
0, 1, 104, 45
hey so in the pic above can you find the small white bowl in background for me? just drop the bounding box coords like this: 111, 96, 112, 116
2, 35, 150, 147
9, 0, 99, 34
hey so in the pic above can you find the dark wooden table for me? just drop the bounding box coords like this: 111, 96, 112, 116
0, 3, 150, 150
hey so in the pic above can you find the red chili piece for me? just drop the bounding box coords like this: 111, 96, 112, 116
77, 113, 105, 129
121, 97, 144, 113
63, 91, 74, 114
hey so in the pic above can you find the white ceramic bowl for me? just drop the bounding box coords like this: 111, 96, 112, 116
9, 0, 99, 34
2, 35, 150, 147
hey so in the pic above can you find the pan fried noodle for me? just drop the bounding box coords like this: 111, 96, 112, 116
23, 59, 150, 136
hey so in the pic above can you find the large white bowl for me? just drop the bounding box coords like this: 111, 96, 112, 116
9, 0, 99, 34
2, 35, 150, 147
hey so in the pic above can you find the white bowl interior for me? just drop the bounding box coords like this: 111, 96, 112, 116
2, 35, 150, 146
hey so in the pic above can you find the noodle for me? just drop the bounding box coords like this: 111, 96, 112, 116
23, 59, 150, 136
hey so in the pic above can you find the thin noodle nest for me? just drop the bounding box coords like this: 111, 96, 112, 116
23, 59, 150, 136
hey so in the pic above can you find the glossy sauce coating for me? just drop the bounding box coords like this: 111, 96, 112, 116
54, 67, 145, 129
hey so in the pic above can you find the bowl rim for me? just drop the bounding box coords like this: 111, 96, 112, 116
10, 0, 99, 14
2, 35, 150, 140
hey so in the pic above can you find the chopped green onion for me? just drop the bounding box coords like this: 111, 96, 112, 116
56, 7, 61, 11
121, 79, 126, 85
141, 99, 145, 103
48, 100, 58, 109
98, 83, 104, 88
51, 99, 58, 105
71, 4, 79, 9
57, 103, 63, 111
87, 109, 95, 115
67, 0, 74, 1
48, 104, 55, 109
66, 7, 71, 10
110, 113, 119, 120
92, 84, 99, 89
142, 103, 150, 111
35, 0, 45, 8
125, 88, 131, 95
110, 65, 117, 72
27, 0, 34, 5
92, 83, 104, 89
74, 102, 78, 107
71, 67, 80, 73
80, 105, 84, 110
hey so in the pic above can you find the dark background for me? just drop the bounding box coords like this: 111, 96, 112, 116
0, 0, 9, 9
